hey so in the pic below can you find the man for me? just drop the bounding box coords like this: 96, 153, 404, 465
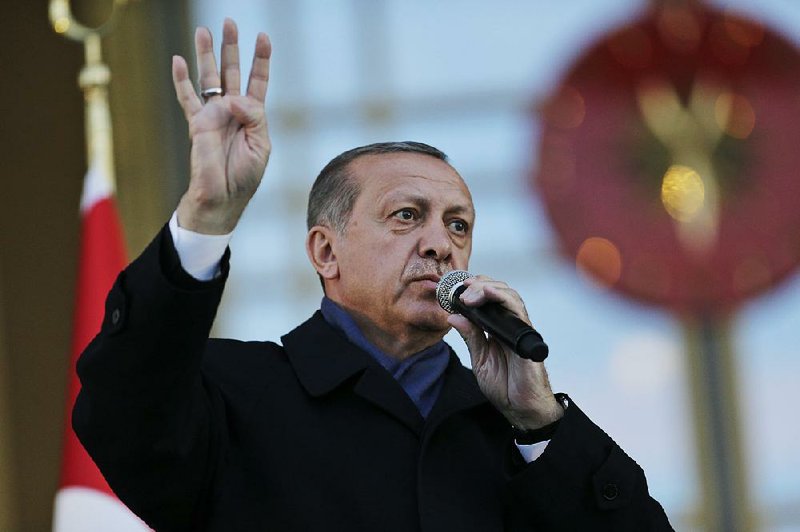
73, 19, 673, 531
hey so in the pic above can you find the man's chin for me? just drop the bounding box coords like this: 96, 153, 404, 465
407, 304, 452, 333
399, 286, 452, 332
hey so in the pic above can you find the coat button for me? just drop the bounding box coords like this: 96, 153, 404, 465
111, 308, 121, 325
602, 483, 619, 501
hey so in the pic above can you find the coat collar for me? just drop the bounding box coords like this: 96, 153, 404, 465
280, 312, 489, 435
281, 311, 371, 396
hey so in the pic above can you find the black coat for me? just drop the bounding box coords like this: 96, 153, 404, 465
73, 227, 673, 531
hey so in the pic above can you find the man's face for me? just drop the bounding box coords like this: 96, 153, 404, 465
329, 152, 474, 342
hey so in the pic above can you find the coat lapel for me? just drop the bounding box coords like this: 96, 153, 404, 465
425, 352, 490, 433
281, 312, 424, 435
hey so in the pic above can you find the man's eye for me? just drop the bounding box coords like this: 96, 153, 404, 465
394, 209, 416, 221
449, 220, 468, 234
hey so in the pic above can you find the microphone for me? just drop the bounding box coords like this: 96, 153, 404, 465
436, 270, 549, 362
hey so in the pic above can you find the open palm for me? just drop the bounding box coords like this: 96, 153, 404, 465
172, 19, 272, 234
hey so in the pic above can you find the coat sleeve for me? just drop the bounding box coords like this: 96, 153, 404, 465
72, 225, 230, 531
504, 398, 674, 531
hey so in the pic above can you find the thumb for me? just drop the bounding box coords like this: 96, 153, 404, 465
230, 96, 265, 128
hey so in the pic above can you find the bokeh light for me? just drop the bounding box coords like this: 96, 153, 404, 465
53, 17, 70, 34
661, 164, 706, 222
609, 332, 681, 394
715, 92, 756, 139
710, 20, 751, 65
576, 236, 623, 288
657, 5, 702, 53
723, 10, 765, 48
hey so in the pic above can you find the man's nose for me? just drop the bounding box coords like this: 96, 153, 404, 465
419, 221, 452, 261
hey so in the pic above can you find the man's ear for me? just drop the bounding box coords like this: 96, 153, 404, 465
306, 226, 339, 281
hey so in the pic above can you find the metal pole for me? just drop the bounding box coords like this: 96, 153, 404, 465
684, 315, 755, 531
49, 0, 132, 189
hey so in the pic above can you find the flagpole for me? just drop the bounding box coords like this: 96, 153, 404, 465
49, 2, 149, 530
49, 0, 131, 190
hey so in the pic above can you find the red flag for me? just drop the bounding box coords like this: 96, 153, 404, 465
53, 163, 150, 531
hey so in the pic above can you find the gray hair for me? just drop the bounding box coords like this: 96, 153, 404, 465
306, 141, 449, 233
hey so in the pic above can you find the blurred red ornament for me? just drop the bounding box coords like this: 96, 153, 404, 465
535, 1, 800, 315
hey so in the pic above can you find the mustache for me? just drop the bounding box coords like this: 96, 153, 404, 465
404, 261, 453, 282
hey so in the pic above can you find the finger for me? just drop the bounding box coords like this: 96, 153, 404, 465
246, 32, 272, 102
460, 280, 513, 305
461, 276, 509, 293
195, 26, 222, 93
229, 97, 264, 127
447, 315, 489, 367
172, 55, 202, 119
230, 96, 271, 157
220, 18, 241, 96
459, 282, 530, 324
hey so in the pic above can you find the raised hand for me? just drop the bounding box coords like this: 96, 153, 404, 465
447, 276, 564, 430
172, 18, 272, 234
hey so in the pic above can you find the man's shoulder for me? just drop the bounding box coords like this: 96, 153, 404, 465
199, 337, 315, 417
204, 336, 287, 369
197, 312, 355, 404
198, 311, 332, 389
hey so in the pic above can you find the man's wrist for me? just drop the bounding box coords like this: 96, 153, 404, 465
511, 393, 569, 444
169, 210, 233, 281
176, 192, 245, 235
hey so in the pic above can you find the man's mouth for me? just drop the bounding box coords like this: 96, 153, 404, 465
410, 274, 441, 293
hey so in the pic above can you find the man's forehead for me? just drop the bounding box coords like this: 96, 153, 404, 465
349, 152, 473, 201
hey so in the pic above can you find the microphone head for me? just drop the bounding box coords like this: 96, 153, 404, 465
436, 270, 473, 313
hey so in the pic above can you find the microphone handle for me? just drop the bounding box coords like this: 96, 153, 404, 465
451, 285, 549, 362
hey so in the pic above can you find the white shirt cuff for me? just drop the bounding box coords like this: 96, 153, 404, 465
515, 440, 549, 463
168, 211, 233, 281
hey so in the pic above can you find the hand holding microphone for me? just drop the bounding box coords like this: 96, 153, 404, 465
436, 271, 549, 362
437, 271, 562, 430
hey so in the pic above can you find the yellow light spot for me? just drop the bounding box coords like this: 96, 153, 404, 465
53, 17, 70, 34
576, 237, 622, 288
715, 92, 755, 139
661, 165, 705, 222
